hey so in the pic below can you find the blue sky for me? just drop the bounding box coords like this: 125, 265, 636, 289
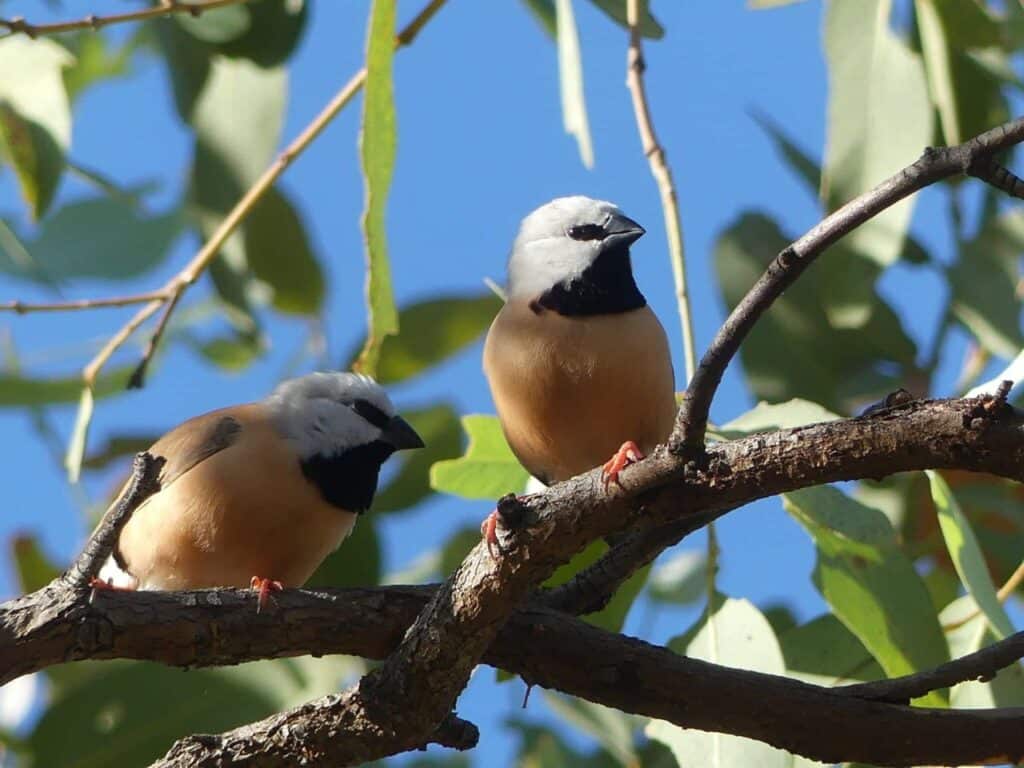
0, 0, 1005, 762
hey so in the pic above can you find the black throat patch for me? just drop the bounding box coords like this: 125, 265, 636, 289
534, 244, 646, 316
300, 440, 396, 514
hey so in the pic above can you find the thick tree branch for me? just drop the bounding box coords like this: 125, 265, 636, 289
672, 115, 1024, 455
2, 585, 1021, 768
3, 398, 1024, 766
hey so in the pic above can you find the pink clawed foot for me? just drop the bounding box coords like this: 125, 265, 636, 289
250, 576, 283, 614
601, 440, 643, 489
480, 510, 502, 561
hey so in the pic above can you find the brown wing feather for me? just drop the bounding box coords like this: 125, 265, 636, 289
148, 408, 243, 488
483, 299, 676, 484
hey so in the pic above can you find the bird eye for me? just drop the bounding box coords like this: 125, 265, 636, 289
567, 223, 606, 241
351, 399, 391, 429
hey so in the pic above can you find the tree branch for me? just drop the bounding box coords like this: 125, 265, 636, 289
0, 0, 250, 39
672, 115, 1024, 456
4, 398, 1024, 765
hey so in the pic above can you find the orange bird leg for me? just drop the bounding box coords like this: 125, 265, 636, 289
250, 576, 283, 614
480, 510, 502, 560
88, 576, 137, 595
601, 440, 644, 489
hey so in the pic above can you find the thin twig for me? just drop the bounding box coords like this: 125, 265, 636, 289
672, 117, 1024, 455
624, 0, 697, 383
942, 558, 1024, 632
67, 0, 449, 476
837, 630, 1024, 704
0, 0, 250, 39
128, 289, 183, 389
63, 452, 163, 590
0, 291, 169, 314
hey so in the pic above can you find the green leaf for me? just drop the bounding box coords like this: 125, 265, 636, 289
11, 534, 62, 593
175, 4, 251, 43
307, 514, 381, 588
0, 103, 65, 223
948, 209, 1024, 358
543, 693, 639, 768
555, 0, 594, 168
190, 331, 265, 371
374, 403, 462, 514
0, 366, 133, 407
430, 415, 529, 500
359, 293, 502, 384
544, 539, 649, 631
2, 197, 182, 283
244, 188, 325, 315
926, 471, 1014, 639
65, 387, 93, 484
822, 0, 933, 266
584, 0, 665, 39
522, 0, 557, 37
941, 596, 1024, 708
354, 0, 399, 377
0, 37, 73, 219
439, 526, 484, 576
714, 212, 916, 411
508, 719, 621, 768
751, 110, 821, 196
82, 434, 159, 471
27, 657, 351, 768
783, 486, 949, 702
914, 0, 1008, 147
653, 594, 797, 767
717, 398, 839, 440
154, 18, 212, 122
777, 614, 882, 686
648, 548, 707, 604
216, 0, 309, 68
62, 29, 140, 101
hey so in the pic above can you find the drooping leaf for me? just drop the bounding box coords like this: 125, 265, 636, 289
244, 188, 325, 315
654, 595, 799, 767
11, 535, 62, 593
0, 367, 133, 406
62, 28, 141, 101
585, 0, 665, 39
751, 111, 821, 196
216, 0, 309, 68
927, 471, 1014, 639
648, 548, 707, 604
783, 486, 949, 703
28, 657, 351, 768
353, 293, 502, 384
354, 0, 399, 377
948, 209, 1024, 358
941, 596, 1024, 708
307, 514, 381, 588
0, 37, 73, 219
190, 331, 265, 371
1, 197, 182, 284
430, 415, 529, 500
555, 0, 594, 168
914, 0, 1008, 147
717, 398, 839, 440
174, 4, 251, 44
65, 387, 93, 483
822, 0, 933, 266
374, 403, 462, 514
543, 693, 639, 768
154, 18, 212, 122
714, 212, 916, 411
777, 613, 882, 687
522, 0, 557, 36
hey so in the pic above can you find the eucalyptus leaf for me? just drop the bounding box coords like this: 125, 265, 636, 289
307, 514, 380, 588
0, 367, 133, 406
783, 486, 949, 704
374, 403, 462, 514
217, 0, 309, 68
717, 398, 839, 440
356, 293, 502, 384
430, 415, 529, 500
354, 0, 399, 376
584, 0, 664, 39
555, 0, 594, 168
927, 471, 1014, 639
11, 535, 62, 593
175, 4, 251, 44
543, 693, 639, 768
822, 0, 933, 266
777, 613, 882, 687
2, 197, 182, 284
0, 37, 73, 219
653, 594, 798, 767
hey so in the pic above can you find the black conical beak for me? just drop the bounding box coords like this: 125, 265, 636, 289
604, 213, 645, 248
381, 415, 425, 450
